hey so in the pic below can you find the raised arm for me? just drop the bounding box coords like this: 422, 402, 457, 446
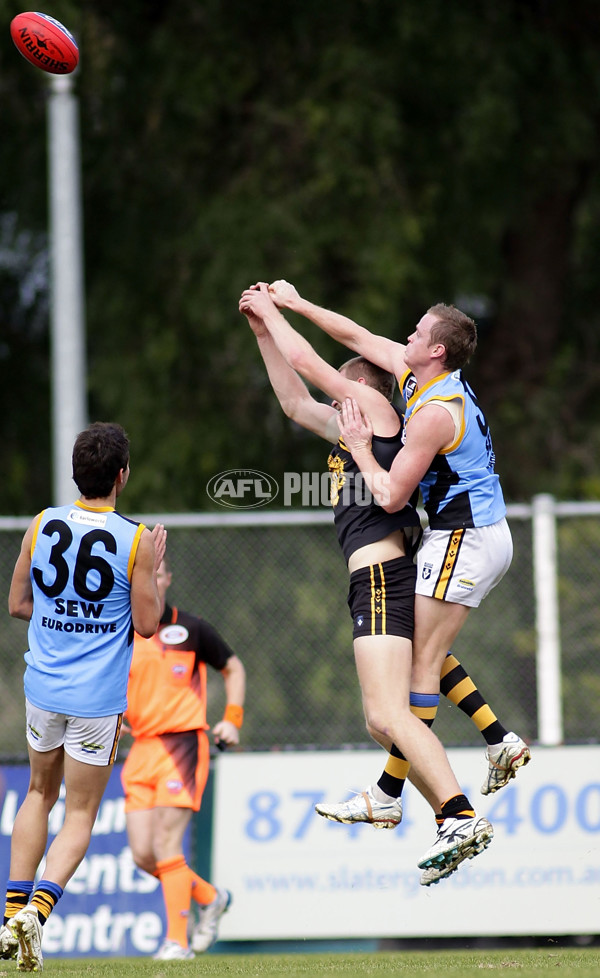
241, 306, 339, 443
268, 279, 408, 380
240, 285, 399, 435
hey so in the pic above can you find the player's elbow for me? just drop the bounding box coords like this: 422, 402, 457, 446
280, 400, 299, 423
370, 472, 408, 513
380, 488, 410, 514
223, 654, 246, 682
282, 393, 309, 425
287, 348, 312, 375
132, 606, 160, 638
135, 619, 159, 639
8, 598, 31, 621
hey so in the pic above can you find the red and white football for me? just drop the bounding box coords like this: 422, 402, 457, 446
10, 11, 79, 75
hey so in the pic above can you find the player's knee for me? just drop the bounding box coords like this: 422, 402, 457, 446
130, 850, 156, 875
28, 781, 61, 810
365, 716, 380, 740
364, 708, 393, 742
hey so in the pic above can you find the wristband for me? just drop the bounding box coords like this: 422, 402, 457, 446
223, 704, 244, 728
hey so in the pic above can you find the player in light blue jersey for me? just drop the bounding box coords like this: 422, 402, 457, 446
266, 282, 530, 883
401, 367, 506, 532
0, 422, 167, 971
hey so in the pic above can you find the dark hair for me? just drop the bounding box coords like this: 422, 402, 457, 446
428, 303, 478, 371
72, 422, 130, 498
339, 356, 396, 401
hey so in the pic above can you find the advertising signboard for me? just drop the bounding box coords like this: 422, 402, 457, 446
212, 747, 600, 940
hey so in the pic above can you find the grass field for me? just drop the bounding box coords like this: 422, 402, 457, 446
16, 948, 600, 977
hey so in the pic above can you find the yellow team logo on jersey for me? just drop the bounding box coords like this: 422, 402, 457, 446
327, 453, 346, 507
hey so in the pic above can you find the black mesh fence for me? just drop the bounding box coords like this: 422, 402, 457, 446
0, 503, 596, 760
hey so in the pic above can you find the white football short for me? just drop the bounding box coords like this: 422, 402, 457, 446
415, 517, 513, 608
25, 699, 123, 767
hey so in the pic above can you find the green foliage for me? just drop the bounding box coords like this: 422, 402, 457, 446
2, 1, 600, 511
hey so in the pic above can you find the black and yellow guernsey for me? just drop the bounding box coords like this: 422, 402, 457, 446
327, 404, 421, 564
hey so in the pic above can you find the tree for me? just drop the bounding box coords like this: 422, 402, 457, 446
2, 0, 600, 512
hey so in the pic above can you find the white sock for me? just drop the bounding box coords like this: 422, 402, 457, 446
370, 784, 397, 804
489, 731, 519, 752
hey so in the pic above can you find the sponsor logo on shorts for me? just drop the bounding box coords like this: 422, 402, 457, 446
171, 664, 187, 677
167, 779, 183, 794
457, 578, 475, 591
28, 724, 42, 741
81, 741, 105, 754
422, 564, 433, 580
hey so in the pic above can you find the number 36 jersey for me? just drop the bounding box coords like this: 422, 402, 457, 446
24, 501, 146, 717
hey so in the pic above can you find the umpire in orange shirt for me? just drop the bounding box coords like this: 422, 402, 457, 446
121, 554, 246, 959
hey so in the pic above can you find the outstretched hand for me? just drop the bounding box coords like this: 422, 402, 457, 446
337, 397, 374, 455
268, 279, 299, 309
239, 282, 276, 321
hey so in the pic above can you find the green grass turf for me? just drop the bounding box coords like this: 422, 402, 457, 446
25, 948, 600, 977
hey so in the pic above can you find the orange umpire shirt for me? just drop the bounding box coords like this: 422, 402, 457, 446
122, 604, 235, 812
125, 604, 234, 737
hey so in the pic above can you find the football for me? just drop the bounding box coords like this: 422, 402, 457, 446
10, 11, 79, 74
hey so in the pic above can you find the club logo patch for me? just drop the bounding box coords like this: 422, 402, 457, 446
158, 625, 189, 645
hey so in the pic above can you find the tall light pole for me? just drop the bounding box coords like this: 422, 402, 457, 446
47, 72, 87, 505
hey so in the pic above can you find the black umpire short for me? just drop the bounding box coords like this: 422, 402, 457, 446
347, 555, 416, 640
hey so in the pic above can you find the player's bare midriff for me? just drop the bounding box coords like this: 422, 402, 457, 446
347, 529, 407, 573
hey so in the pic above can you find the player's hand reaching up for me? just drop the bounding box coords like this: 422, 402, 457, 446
268, 279, 300, 309
240, 292, 269, 337
239, 282, 276, 321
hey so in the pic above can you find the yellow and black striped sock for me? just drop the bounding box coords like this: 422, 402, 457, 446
3, 881, 34, 924
409, 691, 439, 729
441, 651, 508, 745
377, 743, 410, 798
30, 881, 63, 924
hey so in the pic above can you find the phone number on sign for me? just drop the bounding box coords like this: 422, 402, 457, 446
242, 783, 600, 842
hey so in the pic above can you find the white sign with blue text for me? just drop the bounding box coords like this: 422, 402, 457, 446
212, 746, 600, 940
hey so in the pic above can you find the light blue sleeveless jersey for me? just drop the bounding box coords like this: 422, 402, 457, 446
24, 502, 145, 717
402, 369, 506, 529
